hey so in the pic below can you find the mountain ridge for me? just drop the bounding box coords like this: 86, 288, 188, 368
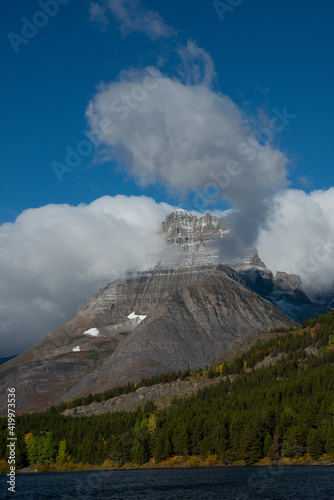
0, 209, 329, 414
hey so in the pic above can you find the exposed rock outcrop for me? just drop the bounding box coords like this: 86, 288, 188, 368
63, 376, 225, 417
161, 210, 228, 252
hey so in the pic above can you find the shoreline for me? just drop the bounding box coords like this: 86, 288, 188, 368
12, 460, 334, 473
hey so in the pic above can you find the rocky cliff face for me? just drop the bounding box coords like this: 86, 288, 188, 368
62, 264, 293, 400
63, 376, 226, 418
0, 209, 327, 414
236, 266, 328, 323
161, 210, 229, 252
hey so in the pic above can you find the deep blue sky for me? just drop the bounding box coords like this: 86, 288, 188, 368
1, 0, 333, 224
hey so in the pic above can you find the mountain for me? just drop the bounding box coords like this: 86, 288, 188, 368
2, 313, 333, 472
160, 210, 329, 322
0, 210, 328, 414
61, 312, 334, 420
62, 264, 293, 400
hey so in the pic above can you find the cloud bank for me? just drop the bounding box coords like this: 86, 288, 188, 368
1, 190, 333, 358
0, 196, 175, 357
257, 188, 334, 296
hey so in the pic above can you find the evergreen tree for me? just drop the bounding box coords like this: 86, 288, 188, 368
173, 425, 190, 456
131, 437, 149, 465
325, 427, 334, 458
40, 432, 56, 465
240, 428, 262, 464
263, 433, 274, 457
56, 439, 68, 466
283, 426, 307, 458
307, 429, 324, 459
268, 434, 280, 462
26, 435, 41, 466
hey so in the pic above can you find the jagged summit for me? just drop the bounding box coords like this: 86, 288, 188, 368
161, 210, 229, 252
159, 210, 265, 271
158, 209, 328, 323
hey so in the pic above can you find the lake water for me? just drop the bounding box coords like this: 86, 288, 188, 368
1, 466, 333, 499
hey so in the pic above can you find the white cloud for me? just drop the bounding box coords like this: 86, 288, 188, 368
89, 2, 109, 29
90, 0, 176, 39
86, 76, 288, 201
86, 51, 289, 252
0, 195, 176, 357
257, 188, 334, 295
177, 40, 216, 87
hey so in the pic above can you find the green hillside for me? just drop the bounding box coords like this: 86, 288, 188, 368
1, 313, 334, 471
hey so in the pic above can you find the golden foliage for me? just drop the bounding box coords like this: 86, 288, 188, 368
24, 432, 33, 444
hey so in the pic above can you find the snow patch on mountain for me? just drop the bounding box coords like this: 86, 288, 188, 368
84, 328, 100, 336
127, 312, 147, 323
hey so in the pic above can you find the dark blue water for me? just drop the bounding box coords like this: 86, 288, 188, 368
1, 466, 333, 499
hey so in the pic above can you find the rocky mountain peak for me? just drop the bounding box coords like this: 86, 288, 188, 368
274, 271, 303, 291
161, 209, 229, 252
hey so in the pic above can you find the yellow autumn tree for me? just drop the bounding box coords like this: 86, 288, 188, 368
24, 433, 33, 444
147, 413, 157, 434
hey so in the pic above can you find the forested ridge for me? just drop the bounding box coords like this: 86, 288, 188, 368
1, 313, 334, 471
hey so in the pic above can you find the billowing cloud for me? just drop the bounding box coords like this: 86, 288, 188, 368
86, 45, 289, 253
90, 0, 176, 39
257, 188, 334, 295
0, 195, 176, 357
